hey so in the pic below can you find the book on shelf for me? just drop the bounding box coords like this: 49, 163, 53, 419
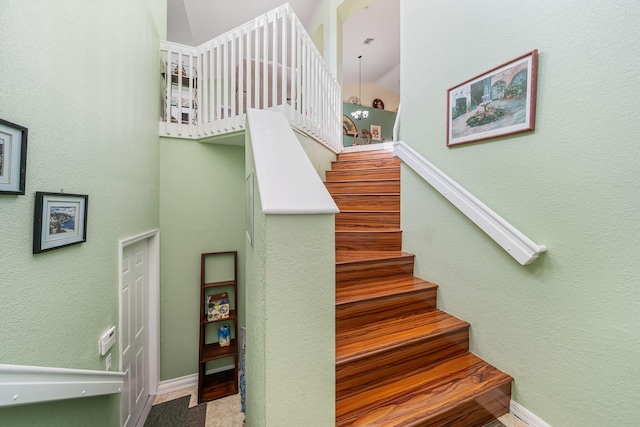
207, 292, 230, 321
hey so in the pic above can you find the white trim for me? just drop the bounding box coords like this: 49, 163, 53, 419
156, 364, 236, 396
156, 374, 198, 395
393, 103, 401, 142
0, 364, 124, 407
247, 109, 339, 215
510, 400, 552, 427
118, 230, 161, 420
393, 141, 546, 265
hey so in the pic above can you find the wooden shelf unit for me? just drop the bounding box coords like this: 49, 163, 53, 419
198, 251, 239, 403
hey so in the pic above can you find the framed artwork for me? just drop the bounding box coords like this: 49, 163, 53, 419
33, 192, 88, 254
342, 115, 357, 135
370, 124, 381, 141
0, 118, 28, 195
446, 50, 538, 146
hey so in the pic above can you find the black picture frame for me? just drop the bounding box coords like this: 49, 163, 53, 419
33, 192, 88, 254
0, 118, 28, 195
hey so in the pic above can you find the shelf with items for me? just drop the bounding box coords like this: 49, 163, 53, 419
198, 251, 239, 404
161, 59, 198, 125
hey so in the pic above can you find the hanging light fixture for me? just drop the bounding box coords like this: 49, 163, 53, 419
351, 55, 369, 121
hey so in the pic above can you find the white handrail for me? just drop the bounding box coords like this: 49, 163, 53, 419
0, 363, 125, 407
393, 141, 546, 265
159, 4, 342, 153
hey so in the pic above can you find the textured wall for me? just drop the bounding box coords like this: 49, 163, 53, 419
245, 117, 336, 427
158, 139, 246, 380
400, 1, 640, 426
0, 0, 165, 425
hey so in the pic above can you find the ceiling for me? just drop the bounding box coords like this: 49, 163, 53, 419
167, 0, 399, 93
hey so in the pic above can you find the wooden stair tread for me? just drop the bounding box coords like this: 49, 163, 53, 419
336, 275, 437, 305
331, 158, 401, 170
336, 310, 468, 364
336, 250, 413, 264
326, 167, 400, 181
336, 228, 402, 233
337, 150, 394, 160
336, 353, 513, 426
327, 178, 400, 183
338, 209, 400, 213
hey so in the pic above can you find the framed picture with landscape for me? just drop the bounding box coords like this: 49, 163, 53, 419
0, 118, 28, 195
33, 192, 88, 254
446, 49, 538, 146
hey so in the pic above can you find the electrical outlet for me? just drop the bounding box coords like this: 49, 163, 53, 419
106, 353, 112, 371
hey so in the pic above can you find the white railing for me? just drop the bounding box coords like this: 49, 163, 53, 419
0, 363, 124, 407
393, 141, 546, 265
160, 3, 342, 153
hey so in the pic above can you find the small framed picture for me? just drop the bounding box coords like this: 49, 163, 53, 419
447, 50, 538, 146
370, 124, 381, 141
33, 192, 88, 254
0, 118, 28, 195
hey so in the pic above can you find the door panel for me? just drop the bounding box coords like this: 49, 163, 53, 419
121, 239, 149, 427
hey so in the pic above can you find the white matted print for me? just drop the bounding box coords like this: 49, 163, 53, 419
370, 124, 381, 141
0, 118, 28, 194
33, 192, 88, 253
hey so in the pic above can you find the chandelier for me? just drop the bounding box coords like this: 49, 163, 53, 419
351, 55, 369, 121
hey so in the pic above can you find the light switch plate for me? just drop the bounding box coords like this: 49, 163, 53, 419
99, 326, 116, 356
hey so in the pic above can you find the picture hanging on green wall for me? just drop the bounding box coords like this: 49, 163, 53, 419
0, 118, 28, 195
33, 192, 88, 253
446, 49, 538, 146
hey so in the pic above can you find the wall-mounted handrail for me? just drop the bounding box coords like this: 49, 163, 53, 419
393, 141, 546, 265
0, 363, 125, 407
159, 4, 342, 153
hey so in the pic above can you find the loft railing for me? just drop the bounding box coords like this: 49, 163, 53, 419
159, 3, 342, 153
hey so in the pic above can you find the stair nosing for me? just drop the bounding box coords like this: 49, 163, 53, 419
336, 310, 470, 364
336, 280, 438, 306
336, 353, 513, 425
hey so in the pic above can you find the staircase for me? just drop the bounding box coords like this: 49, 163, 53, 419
327, 149, 513, 427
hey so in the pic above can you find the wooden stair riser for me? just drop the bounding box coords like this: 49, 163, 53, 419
336, 354, 512, 424
336, 329, 470, 399
411, 384, 511, 427
333, 194, 400, 211
326, 179, 400, 195
331, 158, 401, 171
336, 289, 437, 329
336, 230, 402, 252
336, 256, 414, 283
337, 150, 395, 161
326, 167, 400, 181
336, 211, 400, 229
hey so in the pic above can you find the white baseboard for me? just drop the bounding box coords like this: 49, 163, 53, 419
156, 364, 236, 395
510, 400, 551, 427
156, 374, 198, 395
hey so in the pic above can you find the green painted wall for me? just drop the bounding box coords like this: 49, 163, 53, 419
400, 1, 640, 426
0, 0, 165, 425
159, 139, 246, 380
245, 122, 336, 427
342, 103, 397, 147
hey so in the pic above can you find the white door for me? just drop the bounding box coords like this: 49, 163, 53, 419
121, 238, 150, 427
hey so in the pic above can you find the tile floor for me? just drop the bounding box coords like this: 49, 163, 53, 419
153, 386, 528, 427
153, 386, 244, 427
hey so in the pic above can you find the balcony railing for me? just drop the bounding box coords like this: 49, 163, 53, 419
160, 3, 342, 153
